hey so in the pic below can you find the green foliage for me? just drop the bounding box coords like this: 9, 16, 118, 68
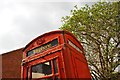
60, 2, 120, 80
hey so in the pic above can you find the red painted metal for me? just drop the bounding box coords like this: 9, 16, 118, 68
21, 30, 91, 80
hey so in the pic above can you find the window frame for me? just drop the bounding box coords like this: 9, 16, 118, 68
27, 57, 59, 80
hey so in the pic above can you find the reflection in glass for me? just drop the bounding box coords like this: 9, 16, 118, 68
55, 76, 60, 80
32, 61, 52, 78
53, 59, 58, 73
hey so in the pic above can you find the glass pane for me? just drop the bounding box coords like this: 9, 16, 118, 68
55, 76, 60, 80
32, 61, 52, 78
51, 39, 58, 46
27, 50, 34, 56
53, 59, 58, 73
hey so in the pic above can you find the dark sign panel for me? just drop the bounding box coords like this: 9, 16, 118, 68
27, 39, 58, 57
68, 40, 83, 53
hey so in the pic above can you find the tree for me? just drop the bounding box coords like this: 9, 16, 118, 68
60, 2, 120, 80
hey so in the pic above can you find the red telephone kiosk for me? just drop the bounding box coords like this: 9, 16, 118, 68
21, 30, 91, 80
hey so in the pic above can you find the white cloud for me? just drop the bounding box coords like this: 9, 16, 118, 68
0, 0, 96, 54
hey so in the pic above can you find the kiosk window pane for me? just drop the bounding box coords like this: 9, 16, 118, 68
51, 39, 58, 46
53, 59, 58, 73
27, 50, 34, 56
55, 76, 60, 80
32, 61, 52, 78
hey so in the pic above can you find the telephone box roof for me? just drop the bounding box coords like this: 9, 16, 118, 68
23, 30, 82, 51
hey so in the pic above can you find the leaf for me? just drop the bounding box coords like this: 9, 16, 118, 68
60, 1, 120, 80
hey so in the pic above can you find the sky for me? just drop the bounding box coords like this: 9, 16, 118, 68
0, 0, 100, 54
